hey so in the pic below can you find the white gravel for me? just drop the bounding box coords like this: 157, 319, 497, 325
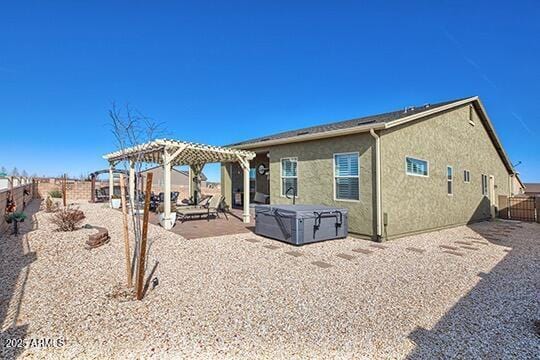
1, 201, 539, 359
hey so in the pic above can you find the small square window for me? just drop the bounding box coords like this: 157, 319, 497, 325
406, 157, 428, 177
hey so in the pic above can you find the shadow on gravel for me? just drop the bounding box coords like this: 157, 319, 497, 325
407, 220, 540, 359
0, 200, 40, 359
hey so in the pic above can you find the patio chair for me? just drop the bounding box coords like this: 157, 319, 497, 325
177, 195, 224, 223
95, 188, 108, 202
178, 195, 212, 209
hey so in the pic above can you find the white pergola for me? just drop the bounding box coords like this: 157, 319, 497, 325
103, 139, 256, 229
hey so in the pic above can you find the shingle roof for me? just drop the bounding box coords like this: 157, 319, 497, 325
524, 183, 540, 193
229, 97, 472, 147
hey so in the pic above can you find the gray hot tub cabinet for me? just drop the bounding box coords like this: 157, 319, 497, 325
255, 205, 348, 245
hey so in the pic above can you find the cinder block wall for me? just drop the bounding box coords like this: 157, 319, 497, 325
36, 178, 221, 203
37, 179, 106, 201
0, 182, 36, 235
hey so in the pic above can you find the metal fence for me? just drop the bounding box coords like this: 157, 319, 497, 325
498, 195, 539, 222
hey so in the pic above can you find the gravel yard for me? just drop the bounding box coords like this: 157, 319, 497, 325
1, 200, 539, 359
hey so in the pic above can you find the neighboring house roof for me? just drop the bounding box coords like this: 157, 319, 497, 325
524, 183, 540, 193
140, 165, 208, 181
229, 96, 516, 175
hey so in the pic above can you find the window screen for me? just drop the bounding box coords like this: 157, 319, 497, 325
281, 158, 297, 196
406, 157, 428, 176
334, 153, 359, 200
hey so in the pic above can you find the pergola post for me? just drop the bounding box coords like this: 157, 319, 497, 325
90, 174, 96, 203
129, 159, 136, 209
188, 166, 193, 200
108, 163, 114, 206
237, 156, 251, 223
162, 149, 173, 229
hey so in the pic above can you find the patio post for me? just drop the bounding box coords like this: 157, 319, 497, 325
108, 163, 114, 206
162, 149, 173, 229
129, 159, 136, 209
90, 174, 96, 203
237, 157, 250, 223
243, 164, 250, 223
188, 166, 193, 200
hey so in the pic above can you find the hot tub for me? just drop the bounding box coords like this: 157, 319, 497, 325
255, 205, 348, 245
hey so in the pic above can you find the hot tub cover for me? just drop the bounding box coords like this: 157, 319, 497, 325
255, 204, 348, 245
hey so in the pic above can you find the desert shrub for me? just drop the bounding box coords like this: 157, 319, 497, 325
49, 189, 63, 198
5, 211, 26, 223
50, 207, 85, 231
45, 196, 57, 213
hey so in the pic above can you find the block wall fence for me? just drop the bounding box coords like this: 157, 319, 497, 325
0, 181, 37, 235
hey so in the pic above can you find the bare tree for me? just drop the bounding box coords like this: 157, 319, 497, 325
109, 102, 167, 294
11, 167, 19, 176
0, 166, 7, 175
21, 170, 28, 177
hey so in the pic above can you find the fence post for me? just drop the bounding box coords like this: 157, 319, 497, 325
498, 195, 509, 219
536, 197, 540, 223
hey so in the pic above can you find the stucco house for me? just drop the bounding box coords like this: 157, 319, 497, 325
221, 96, 519, 241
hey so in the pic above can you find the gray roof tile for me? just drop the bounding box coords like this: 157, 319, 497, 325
229, 97, 471, 146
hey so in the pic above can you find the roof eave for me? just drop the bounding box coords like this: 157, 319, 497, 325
231, 122, 387, 150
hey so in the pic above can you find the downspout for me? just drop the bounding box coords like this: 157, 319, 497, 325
370, 129, 383, 241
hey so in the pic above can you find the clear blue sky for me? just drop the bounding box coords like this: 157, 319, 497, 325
1, 1, 539, 182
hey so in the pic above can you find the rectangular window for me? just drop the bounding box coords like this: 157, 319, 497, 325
447, 166, 453, 195
406, 157, 428, 177
334, 153, 360, 200
281, 158, 297, 196
481, 174, 488, 196
464, 170, 470, 183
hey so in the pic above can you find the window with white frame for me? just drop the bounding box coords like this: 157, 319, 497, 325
334, 153, 359, 200
406, 157, 428, 176
447, 166, 453, 195
481, 174, 488, 196
281, 158, 297, 196
464, 170, 470, 183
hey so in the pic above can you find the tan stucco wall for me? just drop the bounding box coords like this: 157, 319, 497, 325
261, 133, 376, 237
380, 104, 511, 238
221, 163, 232, 206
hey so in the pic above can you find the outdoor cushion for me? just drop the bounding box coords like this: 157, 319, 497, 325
254, 192, 269, 204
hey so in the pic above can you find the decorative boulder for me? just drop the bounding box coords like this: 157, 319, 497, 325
86, 226, 110, 249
